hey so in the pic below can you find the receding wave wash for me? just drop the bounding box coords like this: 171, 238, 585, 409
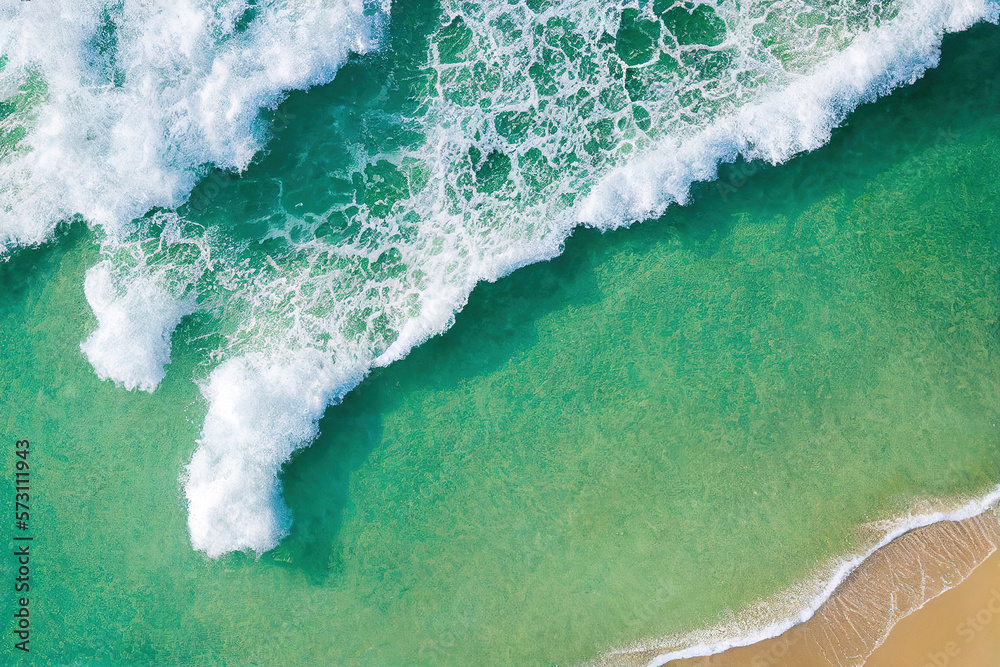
0, 0, 997, 558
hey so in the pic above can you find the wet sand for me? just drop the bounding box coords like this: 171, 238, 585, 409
597, 509, 1000, 667
866, 540, 1000, 667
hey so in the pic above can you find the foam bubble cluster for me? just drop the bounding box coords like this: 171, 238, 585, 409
185, 349, 352, 557
580, 0, 1000, 226
80, 260, 199, 392
0, 0, 389, 251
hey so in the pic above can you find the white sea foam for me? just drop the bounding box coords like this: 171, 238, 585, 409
184, 349, 364, 556
180, 0, 1000, 561
1, 1, 387, 394
80, 261, 198, 392
2, 0, 994, 588
579, 0, 1000, 228
0, 0, 389, 252
4, 0, 990, 657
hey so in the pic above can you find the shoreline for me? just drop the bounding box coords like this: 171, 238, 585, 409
594, 489, 1000, 666
866, 536, 1000, 665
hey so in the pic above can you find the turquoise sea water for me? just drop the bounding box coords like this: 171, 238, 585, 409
2, 1, 1000, 664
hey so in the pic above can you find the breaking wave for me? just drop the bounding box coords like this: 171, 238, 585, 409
0, 0, 997, 564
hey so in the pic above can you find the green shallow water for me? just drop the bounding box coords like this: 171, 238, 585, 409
3, 22, 1000, 667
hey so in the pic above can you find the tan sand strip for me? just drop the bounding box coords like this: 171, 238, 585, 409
597, 509, 1000, 667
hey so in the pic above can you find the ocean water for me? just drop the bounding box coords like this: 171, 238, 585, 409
1, 1, 999, 665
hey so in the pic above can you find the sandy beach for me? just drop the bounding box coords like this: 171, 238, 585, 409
600, 508, 1000, 667
866, 539, 1000, 666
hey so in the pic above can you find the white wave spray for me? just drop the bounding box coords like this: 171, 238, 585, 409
0, 0, 389, 251
187, 0, 999, 559
1, 0, 997, 576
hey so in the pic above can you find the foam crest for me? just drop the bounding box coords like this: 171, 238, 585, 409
173, 0, 999, 562
80, 261, 199, 392
184, 349, 360, 557
1, 0, 984, 576
3, 0, 989, 656
579, 0, 1000, 228
0, 0, 388, 252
